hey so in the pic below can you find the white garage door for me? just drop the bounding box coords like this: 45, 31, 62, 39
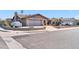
27, 20, 42, 26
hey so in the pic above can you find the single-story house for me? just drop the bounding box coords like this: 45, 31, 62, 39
19, 14, 49, 26
7, 13, 49, 28
50, 18, 77, 26
61, 18, 77, 26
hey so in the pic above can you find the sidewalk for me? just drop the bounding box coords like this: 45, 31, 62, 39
1, 36, 24, 49
45, 26, 79, 31
0, 26, 79, 37
0, 37, 8, 49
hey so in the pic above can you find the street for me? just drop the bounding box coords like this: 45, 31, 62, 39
0, 28, 79, 49
13, 29, 79, 49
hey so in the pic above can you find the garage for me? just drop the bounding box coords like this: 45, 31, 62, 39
26, 20, 42, 26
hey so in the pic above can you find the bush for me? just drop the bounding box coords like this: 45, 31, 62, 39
77, 22, 79, 25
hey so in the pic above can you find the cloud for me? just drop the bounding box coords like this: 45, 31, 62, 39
75, 15, 79, 19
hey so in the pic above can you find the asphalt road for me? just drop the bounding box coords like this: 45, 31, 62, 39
13, 29, 79, 49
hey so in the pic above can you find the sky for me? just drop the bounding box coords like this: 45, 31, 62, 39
0, 10, 79, 20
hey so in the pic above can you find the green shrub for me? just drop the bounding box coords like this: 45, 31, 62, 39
77, 22, 79, 25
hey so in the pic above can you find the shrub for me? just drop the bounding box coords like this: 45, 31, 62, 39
77, 22, 79, 25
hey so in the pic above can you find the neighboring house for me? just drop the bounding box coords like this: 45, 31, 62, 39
51, 18, 77, 26
61, 18, 77, 26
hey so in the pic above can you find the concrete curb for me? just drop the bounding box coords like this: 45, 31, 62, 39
46, 27, 79, 32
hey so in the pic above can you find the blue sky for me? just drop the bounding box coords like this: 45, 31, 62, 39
0, 10, 79, 20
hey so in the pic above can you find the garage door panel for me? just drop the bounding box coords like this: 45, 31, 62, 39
27, 20, 42, 26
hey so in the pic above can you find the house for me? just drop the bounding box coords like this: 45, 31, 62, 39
8, 12, 49, 28
61, 18, 77, 26
18, 14, 49, 26
51, 18, 77, 26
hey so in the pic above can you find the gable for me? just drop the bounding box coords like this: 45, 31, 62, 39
27, 14, 49, 20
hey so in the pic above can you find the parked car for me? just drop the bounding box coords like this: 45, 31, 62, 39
11, 21, 22, 28
61, 22, 73, 26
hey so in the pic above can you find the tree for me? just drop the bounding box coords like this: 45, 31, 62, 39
51, 18, 63, 26
0, 20, 4, 25
76, 20, 79, 25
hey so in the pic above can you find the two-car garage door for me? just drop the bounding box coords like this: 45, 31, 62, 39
27, 20, 42, 26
